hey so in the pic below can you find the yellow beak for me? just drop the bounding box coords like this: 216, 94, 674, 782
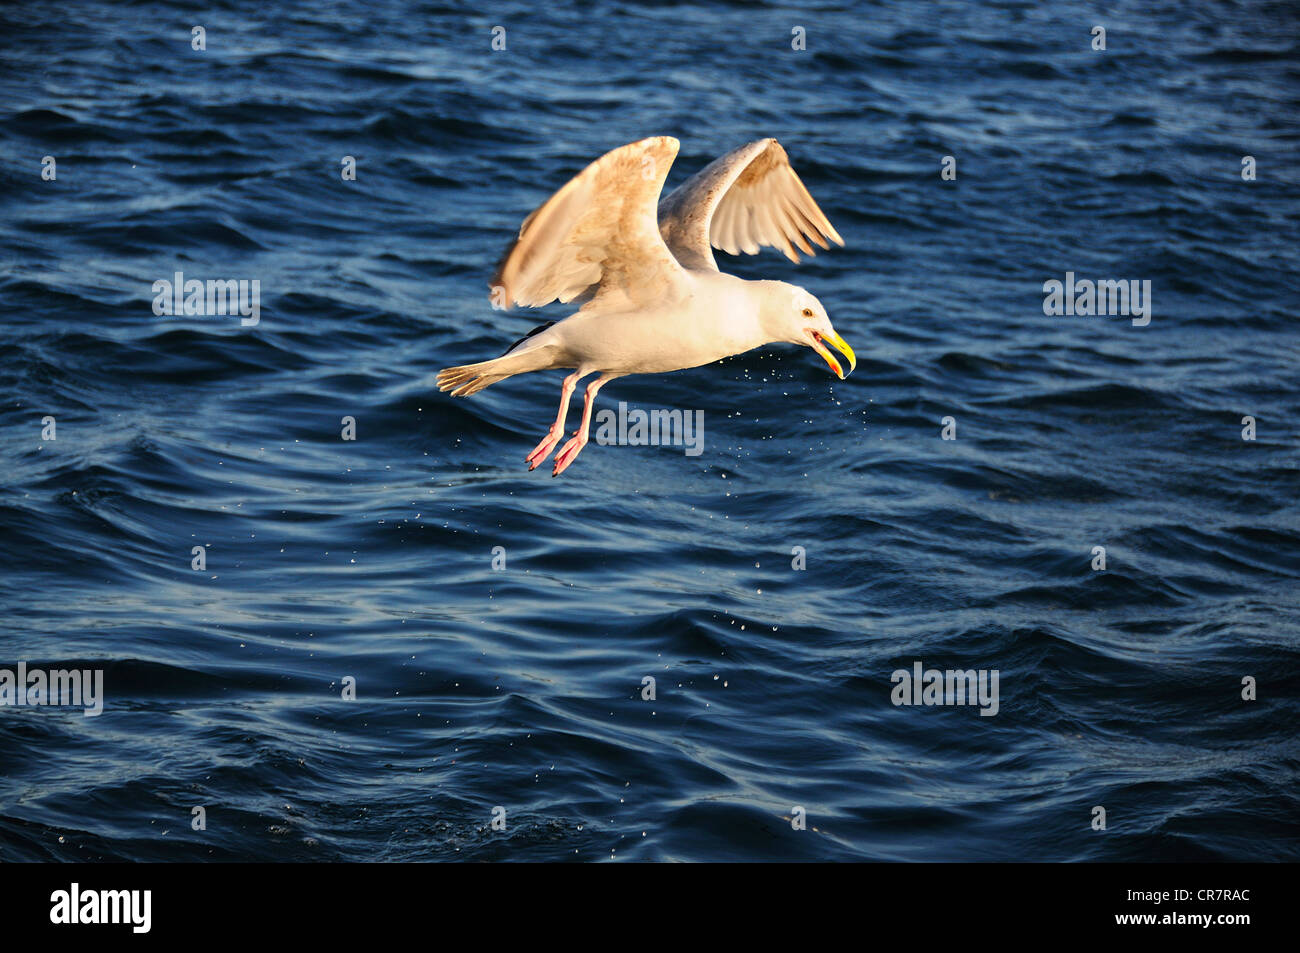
810, 329, 856, 379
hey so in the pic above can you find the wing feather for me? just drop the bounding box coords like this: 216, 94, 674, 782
491, 136, 686, 309
657, 138, 843, 271
715, 198, 738, 256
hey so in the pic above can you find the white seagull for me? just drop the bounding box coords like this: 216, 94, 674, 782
437, 136, 855, 476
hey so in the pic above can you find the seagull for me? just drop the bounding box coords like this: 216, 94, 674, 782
437, 136, 855, 476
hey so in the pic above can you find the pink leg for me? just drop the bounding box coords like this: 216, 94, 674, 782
553, 374, 615, 476
526, 371, 583, 470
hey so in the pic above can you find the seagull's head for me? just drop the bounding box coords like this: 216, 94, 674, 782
761, 282, 856, 380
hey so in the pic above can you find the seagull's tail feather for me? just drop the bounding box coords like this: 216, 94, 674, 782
436, 346, 558, 398
436, 369, 504, 397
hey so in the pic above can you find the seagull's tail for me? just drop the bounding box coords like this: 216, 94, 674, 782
436, 347, 556, 398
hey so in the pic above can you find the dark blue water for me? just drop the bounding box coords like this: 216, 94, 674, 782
2, 0, 1298, 862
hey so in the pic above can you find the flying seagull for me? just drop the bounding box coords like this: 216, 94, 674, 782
437, 136, 854, 476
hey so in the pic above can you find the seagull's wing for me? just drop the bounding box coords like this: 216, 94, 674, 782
658, 138, 844, 271
491, 136, 688, 310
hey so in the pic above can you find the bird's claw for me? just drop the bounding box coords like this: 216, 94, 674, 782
551, 434, 586, 476
525, 429, 562, 470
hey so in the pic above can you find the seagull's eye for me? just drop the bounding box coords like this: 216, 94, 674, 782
801, 308, 813, 318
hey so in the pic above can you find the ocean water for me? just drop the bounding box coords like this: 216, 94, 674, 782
1, 0, 1298, 862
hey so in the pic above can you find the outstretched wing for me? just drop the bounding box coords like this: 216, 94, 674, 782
657, 138, 843, 272
491, 136, 688, 310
